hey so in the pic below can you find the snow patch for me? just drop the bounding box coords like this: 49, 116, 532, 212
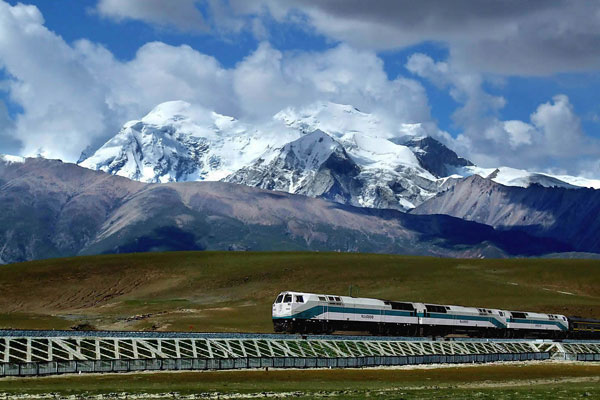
457, 166, 585, 189
0, 154, 25, 164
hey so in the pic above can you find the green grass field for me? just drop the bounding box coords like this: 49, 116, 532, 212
1, 252, 599, 398
0, 362, 598, 398
0, 251, 599, 332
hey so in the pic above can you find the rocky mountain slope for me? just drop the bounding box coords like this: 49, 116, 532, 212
0, 157, 568, 264
412, 175, 600, 253
79, 101, 600, 212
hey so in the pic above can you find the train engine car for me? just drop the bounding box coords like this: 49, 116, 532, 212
418, 304, 508, 338
272, 291, 419, 335
506, 311, 568, 338
272, 291, 577, 339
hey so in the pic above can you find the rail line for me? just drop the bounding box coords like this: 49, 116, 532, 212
0, 330, 599, 377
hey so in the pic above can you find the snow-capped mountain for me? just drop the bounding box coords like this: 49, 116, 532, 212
227, 130, 362, 205
457, 166, 600, 189
273, 101, 426, 139
79, 100, 600, 212
80, 101, 298, 183
235, 103, 447, 209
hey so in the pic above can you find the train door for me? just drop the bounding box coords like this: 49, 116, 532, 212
273, 293, 284, 316
317, 295, 328, 322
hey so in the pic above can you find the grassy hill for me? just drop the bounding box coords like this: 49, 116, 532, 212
0, 251, 599, 332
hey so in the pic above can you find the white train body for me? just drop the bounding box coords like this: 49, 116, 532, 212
272, 291, 569, 338
506, 310, 568, 332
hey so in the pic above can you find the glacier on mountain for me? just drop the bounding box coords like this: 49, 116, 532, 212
80, 101, 298, 183
78, 100, 599, 211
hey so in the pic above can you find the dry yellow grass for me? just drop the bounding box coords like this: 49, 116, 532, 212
0, 251, 598, 332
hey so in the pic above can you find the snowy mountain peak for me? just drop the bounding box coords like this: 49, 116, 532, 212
460, 166, 600, 189
140, 100, 192, 124
283, 130, 342, 171
79, 101, 298, 183
79, 99, 600, 213
274, 102, 388, 139
403, 136, 473, 178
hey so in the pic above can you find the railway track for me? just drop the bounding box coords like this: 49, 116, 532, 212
1, 330, 599, 377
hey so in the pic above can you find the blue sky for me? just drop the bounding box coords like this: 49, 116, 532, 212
1, 0, 600, 177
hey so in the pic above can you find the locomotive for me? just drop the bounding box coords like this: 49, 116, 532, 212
272, 291, 600, 339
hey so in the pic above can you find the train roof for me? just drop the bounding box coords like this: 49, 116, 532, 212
275, 291, 571, 320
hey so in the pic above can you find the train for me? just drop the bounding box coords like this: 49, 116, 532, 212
272, 291, 600, 339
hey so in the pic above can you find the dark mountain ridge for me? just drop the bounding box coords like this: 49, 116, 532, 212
412, 175, 600, 253
0, 158, 569, 264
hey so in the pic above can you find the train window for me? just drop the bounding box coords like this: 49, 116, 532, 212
276, 295, 283, 303
295, 295, 304, 303
391, 302, 415, 311
499, 312, 504, 317
335, 297, 341, 302
487, 310, 492, 314
425, 305, 447, 314
283, 294, 292, 303
511, 312, 527, 319
318, 296, 326, 301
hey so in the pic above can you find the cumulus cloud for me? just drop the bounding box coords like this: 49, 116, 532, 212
503, 120, 534, 148
1, 0, 597, 177
0, 100, 20, 155
95, 0, 270, 39
233, 43, 431, 123
530, 95, 589, 156
407, 53, 599, 174
96, 0, 207, 32
0, 1, 114, 159
0, 1, 433, 161
239, 0, 600, 76
407, 53, 506, 144
92, 1, 600, 75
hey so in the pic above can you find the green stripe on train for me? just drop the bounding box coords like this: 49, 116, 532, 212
274, 306, 414, 321
274, 307, 568, 331
275, 307, 514, 329
508, 318, 568, 331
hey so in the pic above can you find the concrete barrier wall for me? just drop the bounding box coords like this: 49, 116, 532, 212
0, 352, 550, 377
577, 353, 600, 362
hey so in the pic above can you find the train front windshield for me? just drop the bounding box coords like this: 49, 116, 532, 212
274, 293, 293, 304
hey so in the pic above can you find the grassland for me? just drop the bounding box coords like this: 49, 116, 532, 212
0, 251, 599, 332
0, 362, 598, 398
0, 252, 600, 332
1, 252, 599, 398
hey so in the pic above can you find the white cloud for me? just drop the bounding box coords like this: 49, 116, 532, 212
0, 100, 20, 155
241, 0, 600, 76
1, 0, 597, 177
406, 53, 506, 148
96, 0, 207, 32
503, 120, 534, 148
530, 94, 587, 156
92, 1, 600, 76
232, 43, 431, 124
0, 1, 113, 159
407, 52, 599, 174
0, 1, 434, 162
